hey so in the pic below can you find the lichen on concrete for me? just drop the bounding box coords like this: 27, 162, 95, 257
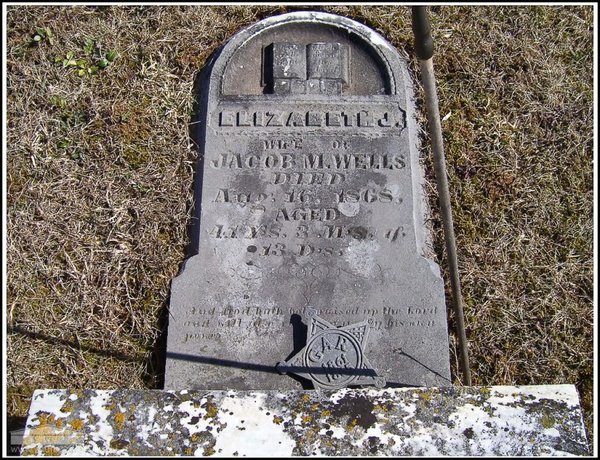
21, 385, 589, 456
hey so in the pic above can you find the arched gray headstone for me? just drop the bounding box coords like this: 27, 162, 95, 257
164, 11, 451, 389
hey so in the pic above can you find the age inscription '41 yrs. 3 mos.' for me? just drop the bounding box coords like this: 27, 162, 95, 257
164, 12, 451, 390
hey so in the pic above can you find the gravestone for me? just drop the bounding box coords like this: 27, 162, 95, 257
164, 11, 451, 389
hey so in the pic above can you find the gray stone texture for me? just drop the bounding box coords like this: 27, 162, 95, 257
21, 386, 589, 456
164, 12, 451, 390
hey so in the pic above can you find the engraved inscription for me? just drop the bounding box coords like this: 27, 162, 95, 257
180, 304, 438, 345
209, 152, 405, 171
306, 330, 361, 386
276, 309, 385, 390
196, 100, 421, 347
205, 128, 409, 253
218, 109, 404, 128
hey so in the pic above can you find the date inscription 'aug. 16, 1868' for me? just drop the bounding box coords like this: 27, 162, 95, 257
164, 12, 451, 390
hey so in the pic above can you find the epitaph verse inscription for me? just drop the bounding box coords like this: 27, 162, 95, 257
165, 12, 451, 390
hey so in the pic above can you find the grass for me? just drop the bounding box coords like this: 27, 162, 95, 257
5, 5, 594, 451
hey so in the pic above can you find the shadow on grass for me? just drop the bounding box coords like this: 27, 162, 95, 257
147, 44, 227, 390
7, 325, 143, 363
7, 325, 442, 389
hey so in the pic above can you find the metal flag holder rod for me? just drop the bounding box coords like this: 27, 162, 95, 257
411, 6, 472, 386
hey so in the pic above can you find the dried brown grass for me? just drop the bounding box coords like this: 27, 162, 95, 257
6, 5, 594, 449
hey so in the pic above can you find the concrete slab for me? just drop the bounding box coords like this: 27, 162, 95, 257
21, 385, 589, 456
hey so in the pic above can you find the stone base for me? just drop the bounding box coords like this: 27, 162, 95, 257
21, 385, 588, 456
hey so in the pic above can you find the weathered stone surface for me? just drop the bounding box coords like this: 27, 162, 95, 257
277, 308, 386, 390
21, 386, 589, 456
164, 11, 450, 389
